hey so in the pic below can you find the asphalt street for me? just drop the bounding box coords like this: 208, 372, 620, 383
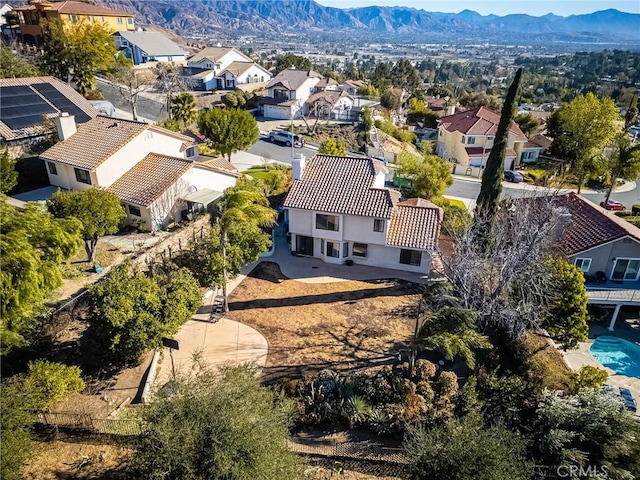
248, 136, 317, 163
96, 78, 168, 123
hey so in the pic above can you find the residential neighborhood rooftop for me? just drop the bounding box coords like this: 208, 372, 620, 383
556, 193, 640, 256
188, 46, 250, 64
266, 68, 324, 91
116, 31, 185, 57
107, 153, 193, 207
387, 198, 443, 250
13, 0, 133, 16
438, 106, 527, 140
283, 155, 400, 219
40, 116, 193, 170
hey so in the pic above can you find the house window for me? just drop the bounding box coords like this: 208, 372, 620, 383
128, 204, 141, 217
400, 249, 422, 266
225, 79, 234, 88
87, 15, 94, 22
326, 241, 339, 258
611, 258, 640, 281
574, 258, 591, 273
343, 243, 348, 258
320, 239, 324, 254
186, 146, 198, 158
47, 162, 58, 175
439, 130, 443, 137
467, 136, 476, 145
316, 214, 339, 231
127, 17, 133, 24
353, 243, 367, 257
117, 17, 123, 24
373, 219, 385, 232
74, 168, 91, 185
101, 16, 105, 22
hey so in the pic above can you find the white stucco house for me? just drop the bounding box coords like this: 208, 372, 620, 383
184, 46, 271, 92
40, 114, 239, 231
283, 154, 443, 274
262, 69, 324, 120
114, 31, 187, 65
305, 90, 355, 120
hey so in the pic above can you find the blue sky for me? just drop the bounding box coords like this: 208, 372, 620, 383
315, 0, 640, 16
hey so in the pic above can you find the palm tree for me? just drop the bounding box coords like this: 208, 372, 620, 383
170, 93, 197, 128
217, 190, 277, 312
603, 133, 640, 204
416, 306, 491, 369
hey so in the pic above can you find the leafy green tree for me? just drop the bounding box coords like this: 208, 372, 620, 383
318, 138, 347, 155
89, 263, 201, 360
39, 18, 117, 94
130, 365, 301, 479
198, 108, 259, 162
542, 256, 589, 349
474, 68, 522, 243
416, 306, 491, 369
47, 188, 126, 262
380, 87, 402, 111
0, 149, 18, 193
0, 44, 39, 78
1, 360, 84, 480
459, 91, 502, 111
403, 416, 533, 480
390, 58, 422, 91
547, 92, 621, 192
434, 200, 472, 238
1, 201, 83, 352
603, 132, 640, 204
214, 189, 276, 311
357, 84, 379, 97
531, 389, 640, 479
406, 98, 439, 128
569, 366, 608, 392
514, 112, 541, 137
397, 151, 453, 199
275, 53, 312, 74
170, 92, 197, 127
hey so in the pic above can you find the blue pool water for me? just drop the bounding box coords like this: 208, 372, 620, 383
590, 336, 640, 379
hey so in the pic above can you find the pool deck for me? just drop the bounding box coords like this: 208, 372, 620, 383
562, 312, 640, 416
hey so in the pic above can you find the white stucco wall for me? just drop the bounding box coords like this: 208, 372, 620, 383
342, 214, 388, 244
46, 161, 97, 191
94, 129, 187, 188
186, 166, 238, 192
237, 64, 271, 85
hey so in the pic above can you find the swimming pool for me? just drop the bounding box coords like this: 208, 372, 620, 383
590, 336, 640, 379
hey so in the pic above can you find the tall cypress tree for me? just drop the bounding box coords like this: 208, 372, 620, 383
473, 68, 523, 241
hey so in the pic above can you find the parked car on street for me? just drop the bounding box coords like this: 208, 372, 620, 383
268, 130, 305, 147
600, 200, 626, 211
504, 170, 524, 183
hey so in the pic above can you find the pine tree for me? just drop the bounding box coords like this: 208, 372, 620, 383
473, 68, 522, 245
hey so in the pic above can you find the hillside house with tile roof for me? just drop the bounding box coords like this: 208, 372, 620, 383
283, 154, 443, 274
435, 106, 540, 172
555, 193, 640, 283
40, 114, 239, 230
14, 0, 134, 44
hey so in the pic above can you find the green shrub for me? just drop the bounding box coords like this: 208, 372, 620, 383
615, 210, 633, 217
23, 360, 85, 406
374, 118, 417, 144
569, 365, 608, 392
632, 204, 640, 215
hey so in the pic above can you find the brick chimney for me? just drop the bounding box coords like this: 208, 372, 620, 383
53, 112, 77, 141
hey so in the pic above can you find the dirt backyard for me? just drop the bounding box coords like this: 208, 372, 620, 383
226, 262, 421, 381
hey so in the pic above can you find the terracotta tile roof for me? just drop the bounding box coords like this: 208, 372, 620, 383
283, 155, 400, 218
14, 1, 133, 16
40, 116, 149, 170
40, 116, 194, 170
555, 193, 640, 255
107, 153, 193, 207
0, 76, 98, 142
197, 156, 237, 172
387, 199, 443, 250
524, 140, 544, 148
438, 106, 527, 141
266, 68, 323, 91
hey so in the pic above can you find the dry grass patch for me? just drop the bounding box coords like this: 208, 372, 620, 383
227, 262, 420, 381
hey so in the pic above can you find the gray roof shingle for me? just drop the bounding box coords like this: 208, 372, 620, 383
116, 31, 185, 57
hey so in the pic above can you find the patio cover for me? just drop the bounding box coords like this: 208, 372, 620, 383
182, 188, 222, 206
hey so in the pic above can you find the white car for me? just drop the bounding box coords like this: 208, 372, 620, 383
268, 130, 305, 147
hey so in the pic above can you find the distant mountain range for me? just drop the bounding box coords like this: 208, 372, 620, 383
97, 1, 638, 46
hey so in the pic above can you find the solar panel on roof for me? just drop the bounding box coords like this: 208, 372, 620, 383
32, 83, 91, 123
0, 85, 58, 130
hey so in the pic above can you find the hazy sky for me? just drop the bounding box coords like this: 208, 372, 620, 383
315, 0, 640, 16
